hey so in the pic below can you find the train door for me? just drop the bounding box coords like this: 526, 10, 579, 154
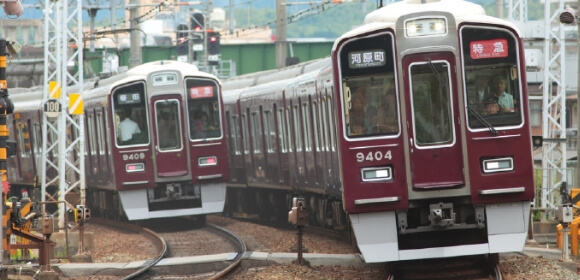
326, 92, 341, 193
277, 104, 291, 185
264, 104, 280, 184
312, 98, 324, 187
242, 109, 254, 181
293, 100, 307, 186
250, 105, 266, 181
402, 53, 464, 190
152, 96, 188, 177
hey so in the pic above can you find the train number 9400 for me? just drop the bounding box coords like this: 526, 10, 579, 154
356, 151, 392, 162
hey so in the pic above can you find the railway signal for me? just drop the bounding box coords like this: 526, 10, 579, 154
207, 31, 220, 55
74, 205, 91, 223
191, 12, 204, 45
288, 197, 308, 266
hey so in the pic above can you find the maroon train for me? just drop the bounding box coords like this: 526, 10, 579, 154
6, 60, 229, 221
222, 0, 534, 263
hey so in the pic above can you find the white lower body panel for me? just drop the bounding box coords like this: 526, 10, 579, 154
118, 183, 226, 220
350, 201, 531, 263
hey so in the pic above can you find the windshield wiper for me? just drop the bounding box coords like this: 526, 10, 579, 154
467, 106, 497, 135
426, 58, 446, 87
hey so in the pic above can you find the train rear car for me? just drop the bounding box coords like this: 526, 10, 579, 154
333, 0, 534, 262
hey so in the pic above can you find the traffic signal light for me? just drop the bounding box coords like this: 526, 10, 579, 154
191, 13, 204, 45
74, 205, 84, 222
191, 12, 204, 31
176, 23, 189, 40
207, 31, 220, 55
84, 208, 91, 220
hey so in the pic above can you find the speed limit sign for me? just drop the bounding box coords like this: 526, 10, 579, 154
44, 99, 61, 118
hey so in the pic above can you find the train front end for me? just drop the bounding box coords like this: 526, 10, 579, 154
111, 62, 228, 220
332, 0, 534, 263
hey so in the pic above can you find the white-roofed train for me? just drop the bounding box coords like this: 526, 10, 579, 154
221, 0, 534, 263
6, 60, 229, 222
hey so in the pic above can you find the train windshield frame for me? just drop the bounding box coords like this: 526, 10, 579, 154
460, 25, 524, 131
409, 60, 455, 148
185, 78, 223, 141
155, 99, 182, 151
337, 32, 399, 139
112, 81, 150, 147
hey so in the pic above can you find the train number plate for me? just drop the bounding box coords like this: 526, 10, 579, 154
356, 150, 392, 162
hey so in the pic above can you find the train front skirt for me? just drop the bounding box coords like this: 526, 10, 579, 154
118, 183, 227, 220
351, 201, 531, 263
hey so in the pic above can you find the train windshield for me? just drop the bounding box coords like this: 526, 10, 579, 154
112, 82, 150, 146
155, 99, 182, 150
338, 33, 398, 138
343, 75, 398, 137
185, 78, 222, 140
460, 26, 523, 130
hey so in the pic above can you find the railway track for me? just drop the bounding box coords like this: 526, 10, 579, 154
386, 254, 501, 280
91, 217, 247, 279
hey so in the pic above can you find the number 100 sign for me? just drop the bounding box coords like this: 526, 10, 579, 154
44, 99, 62, 118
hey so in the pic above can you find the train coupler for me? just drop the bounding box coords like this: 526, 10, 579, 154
428, 202, 455, 227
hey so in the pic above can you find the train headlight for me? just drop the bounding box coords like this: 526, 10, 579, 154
483, 157, 513, 173
361, 167, 392, 181
405, 17, 447, 37
126, 163, 145, 172
198, 156, 217, 166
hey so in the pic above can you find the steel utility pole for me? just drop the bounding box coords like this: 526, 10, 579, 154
540, 0, 568, 218
129, 0, 141, 68
42, 0, 85, 229
275, 0, 287, 69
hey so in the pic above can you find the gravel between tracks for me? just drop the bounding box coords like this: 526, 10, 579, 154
60, 215, 579, 280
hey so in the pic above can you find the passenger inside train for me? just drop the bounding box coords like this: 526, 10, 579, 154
158, 111, 178, 149
489, 75, 515, 112
466, 68, 523, 129
344, 77, 398, 137
372, 89, 398, 133
349, 95, 366, 135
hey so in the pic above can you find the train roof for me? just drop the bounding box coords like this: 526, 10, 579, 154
9, 86, 44, 111
238, 78, 290, 100
221, 57, 330, 91
333, 0, 521, 51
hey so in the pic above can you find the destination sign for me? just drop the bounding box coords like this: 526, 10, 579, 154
117, 92, 141, 105
348, 50, 386, 69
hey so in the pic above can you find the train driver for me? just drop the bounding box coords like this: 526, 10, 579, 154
483, 96, 499, 115
118, 108, 141, 144
192, 111, 215, 138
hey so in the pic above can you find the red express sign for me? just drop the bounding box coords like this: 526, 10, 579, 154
190, 86, 214, 99
470, 39, 508, 59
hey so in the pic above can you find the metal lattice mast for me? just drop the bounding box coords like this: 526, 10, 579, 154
508, 0, 528, 22
42, 0, 85, 228
541, 0, 568, 215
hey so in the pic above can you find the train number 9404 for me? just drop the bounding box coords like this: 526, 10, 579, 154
356, 151, 392, 162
